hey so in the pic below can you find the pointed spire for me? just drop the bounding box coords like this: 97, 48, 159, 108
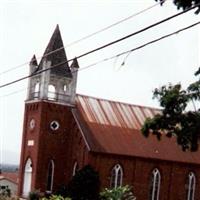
70, 58, 79, 69
29, 55, 38, 66
39, 25, 71, 77
43, 24, 63, 57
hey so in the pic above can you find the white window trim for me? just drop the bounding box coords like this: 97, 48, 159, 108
46, 160, 54, 193
111, 164, 123, 188
72, 161, 78, 176
151, 168, 161, 200
187, 172, 196, 200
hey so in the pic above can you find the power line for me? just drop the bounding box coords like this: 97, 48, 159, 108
65, 0, 167, 47
0, 20, 199, 90
75, 3, 200, 60
1, 1, 198, 79
0, 0, 166, 76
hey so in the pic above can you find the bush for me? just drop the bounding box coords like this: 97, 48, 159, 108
28, 190, 40, 200
100, 185, 136, 200
0, 185, 11, 197
41, 194, 71, 200
67, 165, 100, 200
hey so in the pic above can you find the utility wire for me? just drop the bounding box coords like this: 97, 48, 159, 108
0, 20, 199, 90
0, 0, 166, 76
0, 0, 197, 78
65, 0, 167, 47
75, 3, 200, 60
0, 1, 198, 83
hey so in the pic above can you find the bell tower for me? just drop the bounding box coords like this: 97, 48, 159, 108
18, 25, 79, 197
27, 24, 77, 105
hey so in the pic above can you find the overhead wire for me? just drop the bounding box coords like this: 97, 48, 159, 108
0, 20, 199, 91
1, 1, 198, 79
0, 0, 199, 90
0, 0, 167, 76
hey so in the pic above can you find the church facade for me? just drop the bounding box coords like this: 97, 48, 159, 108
18, 26, 200, 200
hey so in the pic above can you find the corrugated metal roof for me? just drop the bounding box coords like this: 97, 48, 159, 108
76, 94, 160, 130
75, 94, 200, 164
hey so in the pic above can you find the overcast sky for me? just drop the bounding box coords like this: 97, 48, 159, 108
0, 0, 199, 164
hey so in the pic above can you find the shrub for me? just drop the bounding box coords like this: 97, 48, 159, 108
67, 165, 100, 200
100, 185, 136, 200
28, 190, 40, 200
41, 194, 71, 200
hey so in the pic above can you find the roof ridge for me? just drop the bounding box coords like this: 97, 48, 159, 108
76, 93, 161, 111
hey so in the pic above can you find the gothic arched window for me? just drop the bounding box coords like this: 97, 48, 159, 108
149, 168, 161, 200
186, 172, 196, 200
46, 160, 54, 192
110, 164, 123, 188
22, 158, 33, 197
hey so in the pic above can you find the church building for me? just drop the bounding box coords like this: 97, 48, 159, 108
18, 25, 200, 200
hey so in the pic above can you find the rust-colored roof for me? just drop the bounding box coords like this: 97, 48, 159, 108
74, 94, 200, 165
0, 172, 18, 184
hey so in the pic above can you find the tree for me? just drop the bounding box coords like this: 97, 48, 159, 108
67, 165, 100, 200
156, 0, 200, 14
141, 68, 200, 151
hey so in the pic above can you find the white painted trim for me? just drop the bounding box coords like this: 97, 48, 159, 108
151, 168, 161, 200
111, 164, 123, 188
27, 140, 34, 146
25, 99, 76, 107
71, 109, 91, 151
187, 172, 196, 200
46, 160, 54, 192
72, 161, 78, 176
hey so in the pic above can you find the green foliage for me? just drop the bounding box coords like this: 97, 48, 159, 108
156, 0, 200, 14
141, 68, 200, 151
41, 194, 71, 200
0, 185, 11, 198
100, 185, 136, 200
67, 165, 100, 200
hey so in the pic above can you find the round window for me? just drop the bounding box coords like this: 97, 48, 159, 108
50, 121, 60, 131
29, 119, 36, 130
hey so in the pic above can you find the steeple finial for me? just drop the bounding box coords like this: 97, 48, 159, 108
70, 58, 79, 69
30, 55, 38, 66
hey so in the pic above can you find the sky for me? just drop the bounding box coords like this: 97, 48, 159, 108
0, 0, 199, 165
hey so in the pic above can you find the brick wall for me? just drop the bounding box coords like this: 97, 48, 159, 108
88, 153, 200, 200
18, 100, 200, 200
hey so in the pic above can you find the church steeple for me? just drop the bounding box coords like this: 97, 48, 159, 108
38, 25, 71, 77
27, 25, 78, 105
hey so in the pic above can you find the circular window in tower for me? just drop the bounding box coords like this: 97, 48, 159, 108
29, 119, 36, 130
50, 121, 60, 131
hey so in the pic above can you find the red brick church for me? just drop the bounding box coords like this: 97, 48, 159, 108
18, 25, 200, 200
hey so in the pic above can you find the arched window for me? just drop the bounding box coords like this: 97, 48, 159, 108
149, 168, 161, 200
48, 85, 56, 100
34, 83, 40, 98
72, 161, 79, 176
110, 164, 123, 188
22, 158, 32, 197
186, 172, 196, 200
46, 160, 54, 192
